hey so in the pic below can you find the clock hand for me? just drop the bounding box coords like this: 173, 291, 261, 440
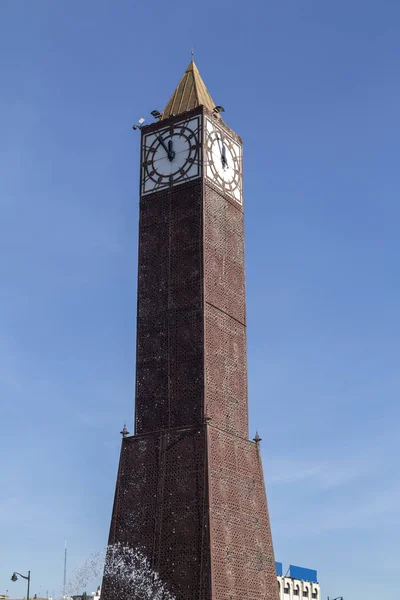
216, 134, 222, 155
216, 132, 227, 168
157, 136, 174, 161
221, 139, 227, 168
168, 139, 175, 161
157, 135, 169, 153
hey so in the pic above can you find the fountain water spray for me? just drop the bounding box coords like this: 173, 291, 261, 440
65, 543, 175, 600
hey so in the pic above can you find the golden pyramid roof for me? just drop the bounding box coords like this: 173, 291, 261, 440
161, 60, 218, 119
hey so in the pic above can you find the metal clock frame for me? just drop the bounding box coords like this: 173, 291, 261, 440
141, 115, 202, 195
204, 116, 243, 205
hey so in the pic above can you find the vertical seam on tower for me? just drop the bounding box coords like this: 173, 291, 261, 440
234, 437, 251, 600
167, 186, 172, 429
201, 109, 213, 600
153, 432, 166, 571
134, 135, 145, 435
200, 111, 206, 424
205, 425, 214, 600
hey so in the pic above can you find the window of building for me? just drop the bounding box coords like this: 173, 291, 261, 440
294, 587, 300, 596
312, 593, 318, 599
284, 587, 290, 594
303, 589, 309, 598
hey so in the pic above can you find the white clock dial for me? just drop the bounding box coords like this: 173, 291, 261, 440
141, 116, 202, 195
205, 118, 242, 204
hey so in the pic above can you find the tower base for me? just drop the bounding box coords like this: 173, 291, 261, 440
101, 424, 278, 600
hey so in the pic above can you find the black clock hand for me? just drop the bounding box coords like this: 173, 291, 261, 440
157, 136, 174, 161
216, 133, 227, 168
168, 139, 175, 160
221, 139, 227, 168
157, 136, 169, 154
216, 134, 222, 155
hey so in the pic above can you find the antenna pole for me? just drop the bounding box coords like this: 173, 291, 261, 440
63, 540, 67, 599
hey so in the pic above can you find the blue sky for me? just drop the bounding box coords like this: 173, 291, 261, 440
1, 0, 399, 598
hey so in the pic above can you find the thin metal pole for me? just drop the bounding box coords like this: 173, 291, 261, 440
27, 571, 30, 600
63, 541, 67, 599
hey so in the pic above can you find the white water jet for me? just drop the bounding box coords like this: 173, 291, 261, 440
65, 543, 175, 600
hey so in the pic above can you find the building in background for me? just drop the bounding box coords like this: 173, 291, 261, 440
276, 563, 320, 600
71, 588, 101, 600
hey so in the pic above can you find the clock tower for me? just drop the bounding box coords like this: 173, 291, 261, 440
101, 61, 279, 600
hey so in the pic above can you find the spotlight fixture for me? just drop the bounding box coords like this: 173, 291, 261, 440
213, 105, 225, 114
151, 110, 161, 119
132, 117, 145, 131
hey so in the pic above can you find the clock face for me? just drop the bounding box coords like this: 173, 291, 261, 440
141, 116, 202, 195
205, 118, 242, 204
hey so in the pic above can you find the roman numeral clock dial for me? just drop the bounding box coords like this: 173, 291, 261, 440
205, 117, 243, 204
141, 115, 202, 194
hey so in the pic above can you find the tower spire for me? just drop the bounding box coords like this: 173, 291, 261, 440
161, 60, 218, 120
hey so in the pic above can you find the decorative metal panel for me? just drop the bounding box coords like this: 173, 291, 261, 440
208, 426, 279, 600
204, 185, 248, 438
204, 304, 248, 437
204, 185, 245, 324
135, 181, 204, 434
102, 426, 211, 600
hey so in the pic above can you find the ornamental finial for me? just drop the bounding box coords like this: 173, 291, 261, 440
253, 431, 262, 444
120, 423, 129, 438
